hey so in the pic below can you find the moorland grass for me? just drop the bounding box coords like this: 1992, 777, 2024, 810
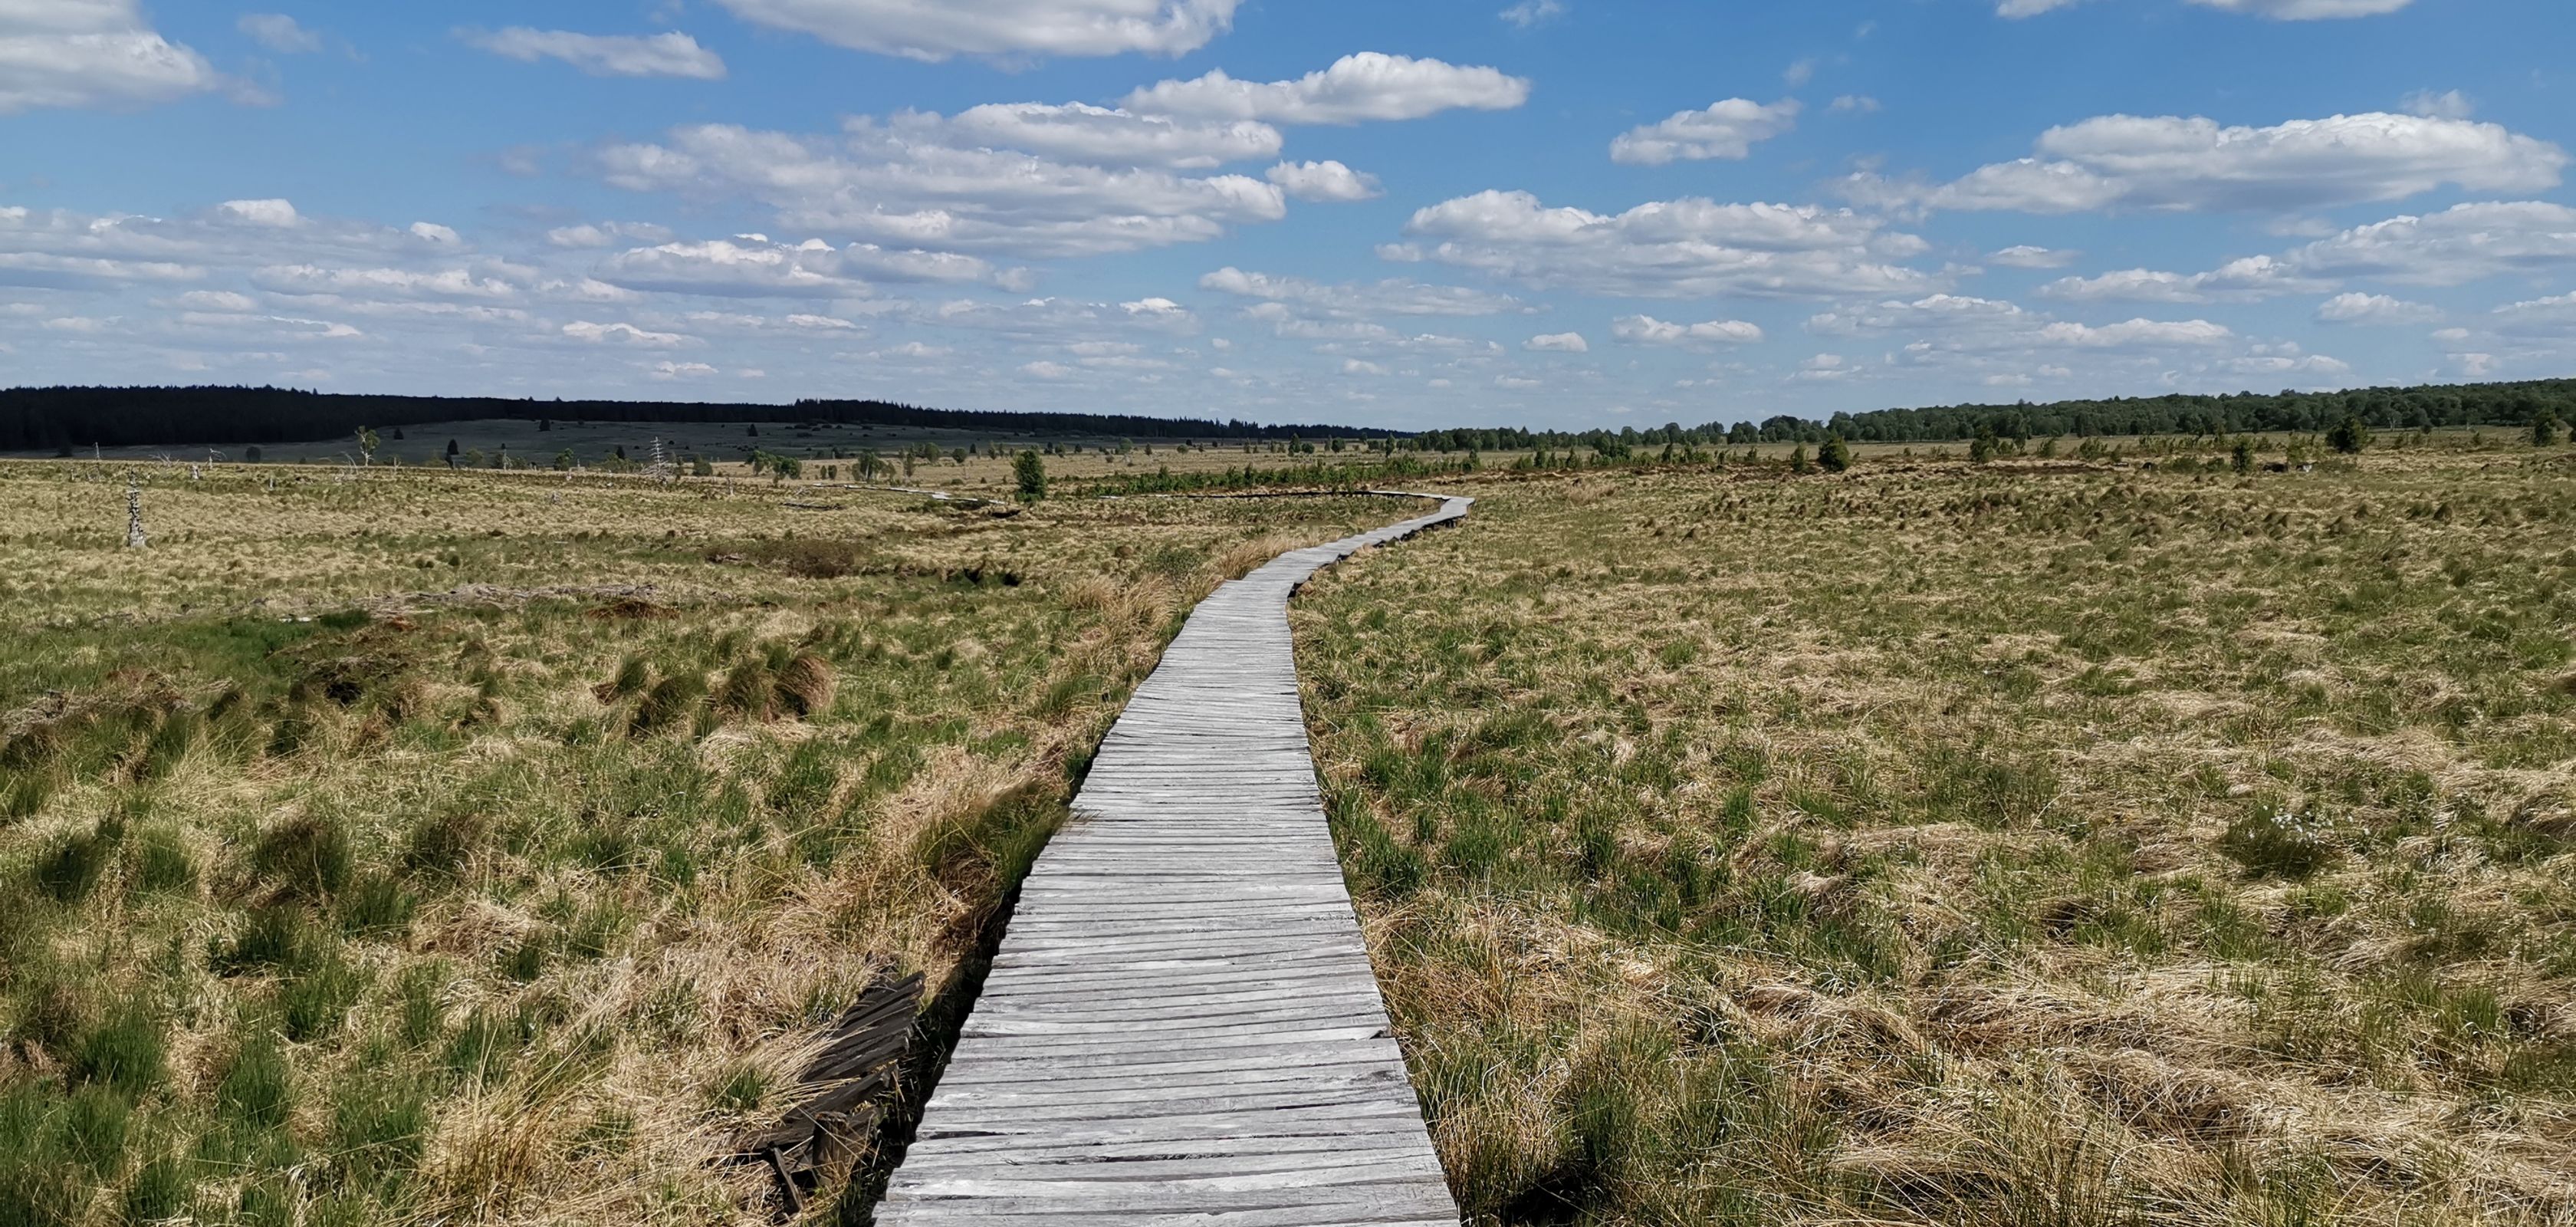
1299, 439, 2576, 1226
0, 459, 1401, 1225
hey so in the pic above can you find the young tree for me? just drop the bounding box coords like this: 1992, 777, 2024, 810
1816, 434, 1852, 473
1969, 424, 1999, 464
445, 438, 460, 459
2326, 415, 2371, 454
1014, 449, 1047, 502
2232, 436, 2256, 474
1789, 443, 1811, 474
2534, 409, 2564, 446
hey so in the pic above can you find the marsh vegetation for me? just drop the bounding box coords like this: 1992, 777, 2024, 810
1299, 441, 2576, 1225
0, 460, 1398, 1225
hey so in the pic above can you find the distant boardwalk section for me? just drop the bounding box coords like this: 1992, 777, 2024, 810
877, 494, 1470, 1226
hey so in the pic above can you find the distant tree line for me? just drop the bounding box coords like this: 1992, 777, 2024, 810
3, 376, 2564, 456
0, 386, 1405, 452
1405, 377, 2576, 453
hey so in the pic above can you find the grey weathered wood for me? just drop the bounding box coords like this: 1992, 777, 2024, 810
877, 492, 1470, 1226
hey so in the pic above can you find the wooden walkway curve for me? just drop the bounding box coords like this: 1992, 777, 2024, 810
876, 492, 1471, 1227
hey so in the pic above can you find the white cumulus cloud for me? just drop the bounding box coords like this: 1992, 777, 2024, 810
1122, 52, 1530, 126
595, 120, 1286, 257
461, 28, 727, 80
925, 101, 1279, 168
1398, 189, 1934, 299
1610, 98, 1800, 165
1524, 331, 1587, 353
712, 0, 1240, 61
2315, 292, 2440, 324
1850, 111, 2564, 214
2039, 255, 2326, 302
0, 0, 221, 114
1198, 267, 1523, 316
1265, 160, 1381, 202
1612, 314, 1763, 346
236, 13, 320, 53
1500, 0, 1566, 28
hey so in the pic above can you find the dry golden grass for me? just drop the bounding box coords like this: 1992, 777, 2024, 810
1297, 440, 2576, 1226
0, 459, 1402, 1225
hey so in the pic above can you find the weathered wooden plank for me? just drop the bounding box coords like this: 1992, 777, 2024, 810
876, 495, 1468, 1226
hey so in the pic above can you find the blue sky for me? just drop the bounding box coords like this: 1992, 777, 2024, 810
3, 0, 2571, 429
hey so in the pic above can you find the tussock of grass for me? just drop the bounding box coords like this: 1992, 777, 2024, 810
0, 461, 1405, 1224
1300, 448, 2576, 1225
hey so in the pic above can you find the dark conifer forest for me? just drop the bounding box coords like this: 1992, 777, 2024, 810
2, 377, 2568, 452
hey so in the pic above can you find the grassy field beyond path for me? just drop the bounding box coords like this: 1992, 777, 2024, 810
0, 462, 1399, 1225
1299, 451, 2576, 1226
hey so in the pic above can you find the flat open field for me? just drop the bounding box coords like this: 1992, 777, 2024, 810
1296, 443, 2576, 1225
0, 460, 1402, 1225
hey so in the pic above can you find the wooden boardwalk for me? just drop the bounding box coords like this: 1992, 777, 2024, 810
876, 493, 1471, 1227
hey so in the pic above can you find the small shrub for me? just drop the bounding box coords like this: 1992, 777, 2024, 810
714, 658, 776, 721
595, 654, 650, 702
1014, 449, 1047, 502
775, 653, 836, 719
61, 1083, 131, 1176
1, 769, 54, 823
711, 1062, 767, 1113
212, 906, 310, 975
1816, 434, 1852, 473
123, 1154, 192, 1222
2326, 415, 2371, 455
402, 808, 486, 876
336, 872, 416, 936
215, 1035, 294, 1129
251, 813, 353, 900
34, 822, 118, 903
130, 826, 196, 894
281, 955, 365, 1042
630, 672, 705, 735
73, 1008, 168, 1098
2220, 803, 2337, 880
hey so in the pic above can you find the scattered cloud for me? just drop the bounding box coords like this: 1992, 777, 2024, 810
1500, 0, 1567, 28
237, 14, 321, 54
461, 28, 727, 80
2039, 255, 2327, 302
2401, 89, 2472, 120
1122, 53, 1530, 125
2286, 200, 2576, 285
0, 0, 222, 114
1609, 98, 1800, 165
1783, 58, 1817, 87
1988, 244, 2078, 268
1524, 331, 1587, 352
925, 102, 1280, 168
1198, 267, 1524, 316
547, 221, 676, 248
1266, 160, 1382, 202
1846, 112, 2564, 214
711, 0, 1240, 61
593, 120, 1286, 258
562, 319, 693, 347
1612, 314, 1763, 346
1829, 94, 1881, 115
1396, 189, 1934, 299
2001, 0, 2412, 16
2186, 0, 2412, 18
2315, 291, 2440, 324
